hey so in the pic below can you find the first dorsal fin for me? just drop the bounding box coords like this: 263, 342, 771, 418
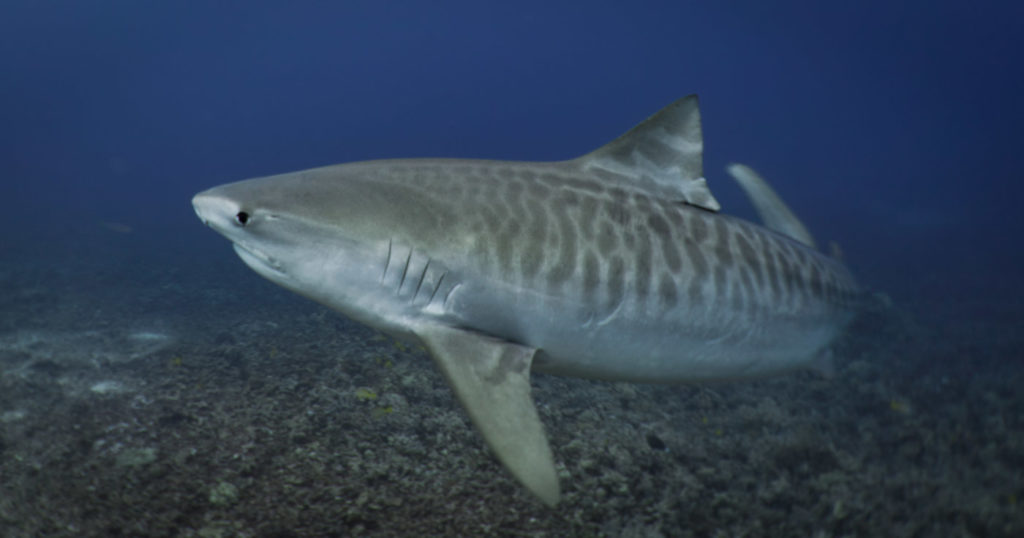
726, 163, 817, 249
573, 95, 721, 212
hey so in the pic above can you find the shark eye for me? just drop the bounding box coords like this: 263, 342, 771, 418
235, 211, 250, 226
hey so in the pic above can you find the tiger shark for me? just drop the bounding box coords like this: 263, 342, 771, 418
192, 95, 861, 506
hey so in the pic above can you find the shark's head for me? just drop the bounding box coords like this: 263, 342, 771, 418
192, 162, 455, 334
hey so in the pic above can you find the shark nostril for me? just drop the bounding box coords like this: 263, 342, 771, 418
235, 211, 250, 226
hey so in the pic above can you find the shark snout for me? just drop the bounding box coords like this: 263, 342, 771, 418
192, 191, 240, 231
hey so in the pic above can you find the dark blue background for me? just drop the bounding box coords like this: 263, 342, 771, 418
3, 0, 1022, 315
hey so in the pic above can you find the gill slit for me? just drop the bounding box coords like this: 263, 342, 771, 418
397, 248, 413, 295
412, 259, 431, 302
381, 238, 393, 284
428, 271, 447, 305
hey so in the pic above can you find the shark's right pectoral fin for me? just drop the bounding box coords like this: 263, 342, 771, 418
415, 324, 560, 507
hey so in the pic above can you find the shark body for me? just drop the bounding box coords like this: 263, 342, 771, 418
192, 95, 861, 506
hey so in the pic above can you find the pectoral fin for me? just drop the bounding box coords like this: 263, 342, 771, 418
726, 163, 817, 249
415, 324, 560, 507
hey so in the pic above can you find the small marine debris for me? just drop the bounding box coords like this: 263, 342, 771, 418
1, 410, 27, 423
645, 432, 667, 451
209, 481, 240, 506
126, 330, 174, 359
372, 405, 395, 418
889, 398, 913, 415
831, 499, 849, 520
197, 522, 237, 538
354, 387, 378, 401
128, 331, 170, 342
90, 380, 126, 395
116, 447, 157, 467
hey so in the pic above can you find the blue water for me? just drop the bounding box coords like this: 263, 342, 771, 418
2, 1, 1022, 535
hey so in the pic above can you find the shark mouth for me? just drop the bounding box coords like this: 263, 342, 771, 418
232, 243, 289, 281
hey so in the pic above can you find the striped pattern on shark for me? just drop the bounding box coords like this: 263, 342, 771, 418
341, 158, 860, 382
193, 95, 862, 506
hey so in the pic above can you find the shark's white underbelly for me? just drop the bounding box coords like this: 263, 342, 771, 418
529, 317, 839, 382
442, 275, 849, 383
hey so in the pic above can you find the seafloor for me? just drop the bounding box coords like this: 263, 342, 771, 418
1, 246, 1021, 537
